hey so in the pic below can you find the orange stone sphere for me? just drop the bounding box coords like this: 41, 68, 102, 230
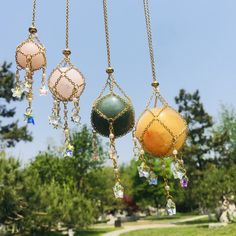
16, 41, 46, 71
135, 107, 187, 157
48, 66, 85, 101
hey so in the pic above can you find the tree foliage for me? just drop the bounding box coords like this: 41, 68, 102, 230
0, 62, 32, 147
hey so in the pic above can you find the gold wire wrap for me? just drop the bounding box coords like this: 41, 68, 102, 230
65, 0, 70, 50
143, 0, 157, 84
103, 0, 112, 68
31, 0, 37, 27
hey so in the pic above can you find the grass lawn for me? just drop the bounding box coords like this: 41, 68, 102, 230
75, 228, 115, 236
121, 224, 236, 236
22, 228, 114, 236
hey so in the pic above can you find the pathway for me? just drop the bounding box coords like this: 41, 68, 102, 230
103, 215, 207, 236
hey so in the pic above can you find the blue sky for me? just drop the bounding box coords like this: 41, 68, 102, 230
1, 0, 236, 164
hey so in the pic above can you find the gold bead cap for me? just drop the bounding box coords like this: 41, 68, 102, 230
106, 67, 114, 74
29, 26, 37, 34
151, 81, 159, 88
63, 49, 71, 57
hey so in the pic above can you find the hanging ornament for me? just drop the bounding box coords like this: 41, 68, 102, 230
14, 0, 47, 123
48, 0, 85, 156
133, 0, 188, 215
91, 0, 135, 199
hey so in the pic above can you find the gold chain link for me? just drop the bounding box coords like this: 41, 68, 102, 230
65, 0, 70, 49
103, 0, 112, 68
143, 0, 157, 83
32, 0, 37, 27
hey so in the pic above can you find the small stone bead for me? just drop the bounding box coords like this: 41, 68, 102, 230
133, 137, 138, 143
140, 149, 145, 155
173, 149, 178, 155
109, 133, 114, 139
165, 185, 170, 191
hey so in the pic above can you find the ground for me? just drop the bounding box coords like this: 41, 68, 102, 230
27, 214, 236, 236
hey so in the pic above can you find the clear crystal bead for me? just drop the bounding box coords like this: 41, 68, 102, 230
113, 182, 124, 199
22, 81, 31, 93
39, 86, 48, 96
171, 162, 185, 180
11, 87, 23, 98
166, 199, 176, 216
49, 114, 62, 129
71, 113, 81, 124
138, 162, 150, 178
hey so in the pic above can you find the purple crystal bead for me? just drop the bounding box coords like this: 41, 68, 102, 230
181, 178, 188, 188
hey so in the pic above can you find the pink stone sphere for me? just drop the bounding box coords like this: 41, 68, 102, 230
16, 41, 46, 71
48, 66, 85, 101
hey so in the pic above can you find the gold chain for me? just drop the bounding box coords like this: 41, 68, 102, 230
65, 0, 70, 49
103, 0, 112, 68
32, 0, 37, 27
143, 0, 157, 83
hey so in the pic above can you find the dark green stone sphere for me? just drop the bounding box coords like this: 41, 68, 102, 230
91, 94, 135, 137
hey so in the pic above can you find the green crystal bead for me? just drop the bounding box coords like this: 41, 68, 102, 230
91, 94, 135, 137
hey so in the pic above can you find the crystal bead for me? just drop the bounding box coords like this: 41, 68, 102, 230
24, 109, 35, 125
65, 149, 73, 157
113, 182, 124, 199
27, 116, 35, 125
22, 81, 31, 93
176, 170, 185, 180
149, 177, 158, 185
171, 162, 185, 180
71, 113, 81, 124
170, 162, 178, 179
49, 114, 62, 129
11, 87, 23, 98
39, 86, 48, 96
148, 172, 158, 185
180, 177, 188, 188
138, 162, 150, 178
166, 199, 176, 216
64, 144, 74, 157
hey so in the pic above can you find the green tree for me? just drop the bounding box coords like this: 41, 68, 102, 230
0, 152, 27, 228
175, 89, 213, 171
211, 105, 236, 166
193, 164, 236, 211
174, 89, 214, 211
0, 62, 32, 147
